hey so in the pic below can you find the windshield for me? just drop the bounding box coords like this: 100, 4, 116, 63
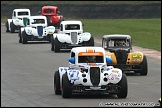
32, 19, 45, 24
78, 56, 104, 63
18, 11, 29, 16
108, 39, 130, 47
65, 24, 80, 30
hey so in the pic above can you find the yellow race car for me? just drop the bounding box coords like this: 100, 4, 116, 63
102, 34, 148, 76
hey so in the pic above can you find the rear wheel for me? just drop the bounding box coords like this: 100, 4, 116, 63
10, 22, 15, 33
19, 29, 22, 43
88, 36, 94, 46
62, 74, 72, 98
54, 71, 61, 95
51, 37, 54, 51
117, 73, 128, 98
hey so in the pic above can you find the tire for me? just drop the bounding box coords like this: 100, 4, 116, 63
88, 37, 94, 46
51, 37, 54, 51
54, 71, 61, 95
22, 31, 28, 44
139, 55, 148, 76
19, 29, 22, 43
85, 36, 94, 46
117, 73, 128, 98
62, 74, 72, 98
47, 34, 52, 43
54, 37, 60, 52
10, 22, 15, 33
5, 21, 10, 32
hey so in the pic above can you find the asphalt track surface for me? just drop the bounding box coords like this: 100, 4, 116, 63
1, 25, 161, 107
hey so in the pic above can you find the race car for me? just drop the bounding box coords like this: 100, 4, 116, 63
6, 8, 31, 33
40, 6, 65, 28
102, 34, 148, 75
19, 15, 55, 44
54, 47, 128, 98
51, 20, 94, 52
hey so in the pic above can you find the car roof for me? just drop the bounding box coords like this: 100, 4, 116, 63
13, 9, 30, 12
103, 34, 131, 39
29, 16, 46, 19
71, 47, 105, 53
61, 20, 82, 25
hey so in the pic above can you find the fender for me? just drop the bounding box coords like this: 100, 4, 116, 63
12, 19, 21, 26
102, 68, 122, 84
7, 19, 12, 31
127, 51, 144, 64
58, 67, 69, 88
79, 32, 91, 42
54, 34, 71, 43
105, 51, 117, 64
44, 26, 55, 34
24, 27, 33, 36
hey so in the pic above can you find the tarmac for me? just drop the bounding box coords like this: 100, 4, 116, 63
2, 23, 161, 60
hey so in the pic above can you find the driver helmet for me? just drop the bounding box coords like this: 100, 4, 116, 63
116, 40, 125, 46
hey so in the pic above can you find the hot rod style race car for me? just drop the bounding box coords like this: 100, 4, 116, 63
54, 47, 128, 98
40, 6, 65, 28
5, 9, 31, 33
51, 20, 94, 52
19, 16, 55, 44
102, 34, 148, 75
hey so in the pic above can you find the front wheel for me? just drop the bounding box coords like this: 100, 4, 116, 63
5, 21, 10, 32
54, 37, 60, 52
117, 73, 128, 98
54, 71, 61, 95
88, 36, 94, 46
139, 55, 148, 76
22, 31, 28, 44
19, 29, 22, 43
10, 22, 15, 33
62, 74, 72, 98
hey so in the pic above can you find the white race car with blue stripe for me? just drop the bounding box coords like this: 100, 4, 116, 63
19, 16, 55, 44
54, 47, 128, 98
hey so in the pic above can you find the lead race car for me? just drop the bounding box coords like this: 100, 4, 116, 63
51, 20, 94, 52
102, 34, 148, 75
54, 47, 128, 98
19, 15, 55, 44
6, 8, 31, 33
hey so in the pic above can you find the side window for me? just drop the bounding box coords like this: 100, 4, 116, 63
60, 24, 63, 31
71, 52, 75, 58
13, 11, 16, 17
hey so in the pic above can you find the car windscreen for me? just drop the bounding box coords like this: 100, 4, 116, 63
65, 24, 80, 30
32, 19, 45, 24
108, 39, 130, 47
18, 12, 29, 16
44, 9, 54, 13
78, 56, 104, 63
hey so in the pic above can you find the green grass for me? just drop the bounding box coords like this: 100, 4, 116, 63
1, 17, 161, 51
77, 18, 161, 51
1, 1, 161, 5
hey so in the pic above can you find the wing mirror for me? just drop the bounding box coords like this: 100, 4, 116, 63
68, 57, 75, 64
106, 57, 112, 63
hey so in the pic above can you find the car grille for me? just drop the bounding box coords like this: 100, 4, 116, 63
115, 50, 128, 64
90, 67, 100, 86
71, 32, 77, 44
37, 26, 43, 36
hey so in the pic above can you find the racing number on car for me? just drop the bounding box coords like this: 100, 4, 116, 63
27, 29, 32, 34
69, 70, 79, 84
69, 70, 79, 80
